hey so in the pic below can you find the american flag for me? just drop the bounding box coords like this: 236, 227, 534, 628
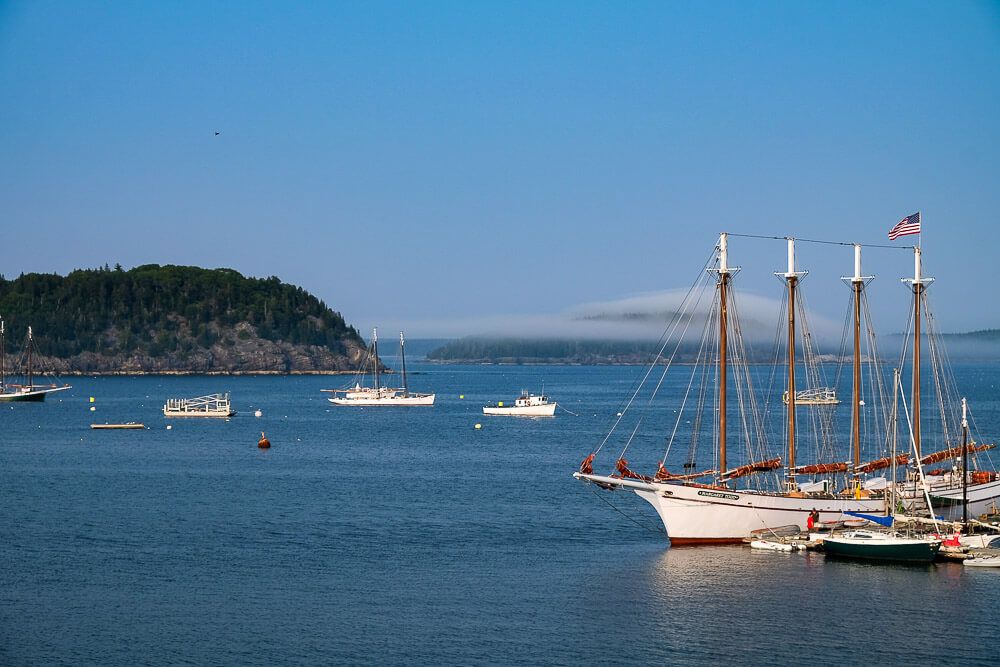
888, 212, 921, 240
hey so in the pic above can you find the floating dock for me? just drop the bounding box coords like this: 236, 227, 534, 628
163, 393, 235, 418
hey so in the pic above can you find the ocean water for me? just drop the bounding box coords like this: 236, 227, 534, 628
2, 362, 999, 665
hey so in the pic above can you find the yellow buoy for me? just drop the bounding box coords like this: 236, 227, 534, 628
89, 397, 95, 403
498, 401, 504, 407
474, 423, 482, 430
459, 395, 464, 399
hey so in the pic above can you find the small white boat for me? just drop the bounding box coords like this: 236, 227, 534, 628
483, 391, 556, 417
962, 555, 1000, 567
750, 540, 803, 552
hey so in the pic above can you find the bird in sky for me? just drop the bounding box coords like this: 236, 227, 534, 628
214, 131, 220, 136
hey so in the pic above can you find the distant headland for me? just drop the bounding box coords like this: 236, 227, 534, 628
0, 264, 369, 374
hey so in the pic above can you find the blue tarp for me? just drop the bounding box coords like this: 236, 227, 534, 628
845, 511, 894, 527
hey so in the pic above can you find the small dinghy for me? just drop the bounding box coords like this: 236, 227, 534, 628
963, 555, 1000, 567
750, 540, 804, 552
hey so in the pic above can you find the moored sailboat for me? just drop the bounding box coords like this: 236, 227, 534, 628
821, 528, 942, 563
324, 329, 435, 406
0, 321, 71, 402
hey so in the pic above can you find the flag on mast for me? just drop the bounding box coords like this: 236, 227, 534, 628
888, 212, 921, 240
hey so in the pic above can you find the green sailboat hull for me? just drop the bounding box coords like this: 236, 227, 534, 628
823, 538, 941, 563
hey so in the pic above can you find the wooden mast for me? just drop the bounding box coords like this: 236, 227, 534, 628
780, 238, 806, 490
913, 281, 922, 457
399, 331, 409, 397
372, 327, 380, 393
27, 326, 33, 390
844, 244, 873, 475
961, 397, 969, 525
904, 247, 932, 457
717, 233, 731, 478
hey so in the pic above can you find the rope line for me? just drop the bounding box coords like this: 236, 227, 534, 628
587, 484, 666, 535
725, 232, 913, 250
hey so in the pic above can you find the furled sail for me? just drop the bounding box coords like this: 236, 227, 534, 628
720, 458, 782, 480
919, 443, 995, 466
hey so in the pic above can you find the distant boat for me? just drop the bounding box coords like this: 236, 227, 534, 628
781, 387, 840, 406
163, 393, 236, 418
483, 391, 556, 417
324, 329, 435, 407
0, 321, 72, 402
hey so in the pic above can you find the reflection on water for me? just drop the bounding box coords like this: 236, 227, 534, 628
573, 543, 997, 665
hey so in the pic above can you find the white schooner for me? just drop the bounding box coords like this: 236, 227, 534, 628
575, 234, 899, 544
323, 328, 435, 407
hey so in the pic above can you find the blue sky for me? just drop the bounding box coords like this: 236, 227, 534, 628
1, 2, 998, 337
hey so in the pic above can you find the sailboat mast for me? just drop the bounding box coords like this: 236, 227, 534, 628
912, 281, 922, 457
399, 331, 409, 397
781, 238, 806, 489
372, 327, 380, 393
27, 326, 33, 389
849, 244, 871, 473
717, 233, 730, 477
0, 318, 5, 389
904, 247, 932, 457
890, 368, 900, 515
961, 397, 969, 525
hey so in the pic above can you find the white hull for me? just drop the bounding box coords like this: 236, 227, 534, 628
929, 479, 1000, 519
900, 476, 1000, 521
329, 393, 435, 407
576, 473, 885, 544
959, 534, 1000, 549
483, 403, 556, 417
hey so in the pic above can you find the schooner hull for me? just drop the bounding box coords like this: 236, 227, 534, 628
0, 385, 71, 402
0, 391, 47, 402
577, 473, 885, 544
899, 478, 1000, 521
928, 479, 1000, 520
329, 394, 435, 407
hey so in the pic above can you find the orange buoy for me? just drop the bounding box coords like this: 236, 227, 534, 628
258, 431, 271, 449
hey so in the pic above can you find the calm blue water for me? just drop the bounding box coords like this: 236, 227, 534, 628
2, 363, 999, 665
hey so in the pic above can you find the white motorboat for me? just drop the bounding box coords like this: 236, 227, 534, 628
483, 391, 556, 417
